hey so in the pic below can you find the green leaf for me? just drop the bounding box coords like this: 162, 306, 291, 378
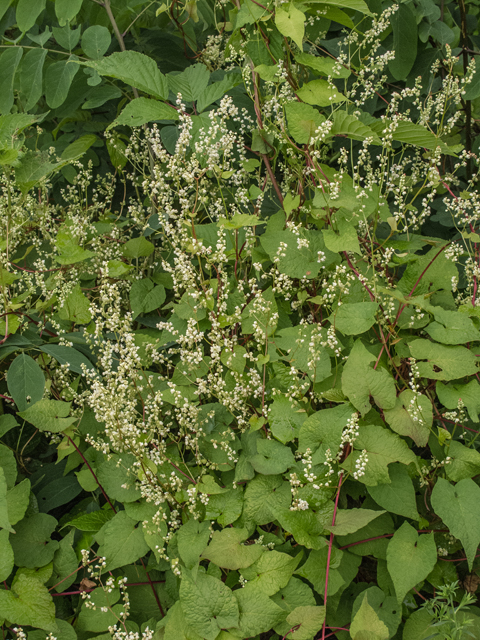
81, 25, 111, 59
0, 48, 23, 114
437, 379, 480, 422
16, 0, 45, 32
168, 63, 210, 102
367, 464, 419, 520
6, 478, 30, 526
370, 121, 457, 156
341, 425, 417, 486
386, 522, 437, 603
61, 134, 97, 161
54, 0, 83, 25
82, 51, 169, 100
342, 340, 396, 415
431, 477, 480, 570
62, 509, 114, 532
328, 509, 385, 536
298, 403, 356, 463
350, 592, 389, 640
285, 606, 326, 640
330, 302, 378, 336
446, 440, 480, 482
221, 345, 246, 374
130, 278, 166, 319
196, 74, 242, 113
275, 3, 305, 49
388, 3, 417, 80
330, 110, 381, 143
295, 52, 351, 78
45, 58, 79, 109
322, 210, 361, 255
18, 399, 77, 433
50, 530, 77, 592
179, 570, 239, 640
202, 528, 264, 570
0, 469, 13, 533
96, 454, 141, 503
295, 546, 353, 597
267, 506, 332, 550
383, 389, 432, 448
408, 339, 479, 381
0, 529, 13, 582
285, 102, 325, 145
58, 283, 92, 324
18, 48, 47, 111
10, 513, 59, 568
76, 586, 122, 632
0, 575, 56, 631
241, 550, 302, 596
351, 587, 401, 638
40, 345, 94, 376
108, 97, 179, 130
0, 445, 16, 489
52, 24, 81, 50
14, 150, 56, 193
122, 236, 155, 259
177, 519, 211, 571
307, 0, 372, 14
269, 396, 307, 444
218, 213, 265, 229
243, 474, 291, 525
425, 307, 480, 344
247, 438, 295, 475
234, 587, 286, 638
96, 511, 149, 571
296, 79, 347, 107
0, 0, 13, 22
7, 353, 45, 412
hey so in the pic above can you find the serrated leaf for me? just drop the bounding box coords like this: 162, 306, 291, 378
82, 51, 169, 100
108, 97, 179, 130
431, 477, 480, 570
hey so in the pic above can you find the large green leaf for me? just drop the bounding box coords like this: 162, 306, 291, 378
383, 390, 432, 447
388, 3, 417, 80
0, 575, 56, 631
40, 345, 94, 376
370, 121, 457, 156
328, 508, 385, 536
234, 587, 286, 638
285, 101, 325, 144
17, 399, 77, 433
0, 529, 13, 582
285, 606, 326, 640
6, 478, 29, 526
96, 511, 149, 571
330, 110, 380, 143
386, 522, 437, 603
350, 592, 389, 640
45, 58, 79, 109
168, 63, 210, 102
81, 25, 111, 59
341, 425, 417, 486
241, 550, 302, 596
55, 0, 83, 25
108, 97, 179, 130
7, 353, 45, 412
18, 48, 47, 111
83, 51, 169, 100
351, 587, 401, 638
179, 570, 239, 640
425, 307, 480, 344
431, 477, 480, 570
9, 513, 59, 568
330, 302, 378, 335
16, 0, 45, 32
177, 519, 211, 571
295, 52, 351, 78
269, 396, 307, 443
0, 47, 23, 114
446, 440, 480, 482
296, 79, 347, 107
408, 339, 479, 381
50, 530, 77, 592
202, 528, 264, 570
367, 464, 419, 520
275, 3, 305, 49
436, 379, 480, 422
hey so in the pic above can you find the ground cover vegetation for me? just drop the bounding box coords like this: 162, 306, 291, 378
1, 0, 480, 638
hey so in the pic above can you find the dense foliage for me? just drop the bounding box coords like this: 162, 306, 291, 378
2, 0, 480, 639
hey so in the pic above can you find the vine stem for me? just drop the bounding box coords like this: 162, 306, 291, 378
321, 471, 344, 640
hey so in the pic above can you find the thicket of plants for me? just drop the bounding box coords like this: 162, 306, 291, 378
1, 0, 480, 638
